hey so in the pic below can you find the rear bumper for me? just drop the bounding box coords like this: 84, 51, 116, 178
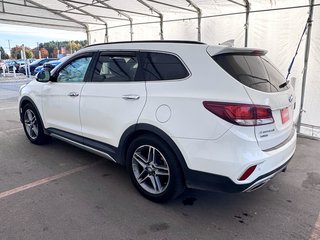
173, 125, 297, 193
184, 156, 292, 193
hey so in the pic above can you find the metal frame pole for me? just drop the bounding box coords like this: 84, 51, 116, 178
24, 0, 87, 30
105, 24, 109, 43
24, 0, 89, 43
297, 0, 315, 133
244, 0, 250, 47
186, 0, 202, 41
2, 1, 127, 21
147, 0, 196, 13
86, 30, 91, 45
227, 0, 246, 7
1, 0, 5, 12
7, 40, 10, 57
95, 0, 134, 41
57, 0, 109, 42
137, 0, 163, 40
63, 0, 156, 18
0, 11, 106, 26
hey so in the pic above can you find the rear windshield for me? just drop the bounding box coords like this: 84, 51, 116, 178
213, 54, 288, 92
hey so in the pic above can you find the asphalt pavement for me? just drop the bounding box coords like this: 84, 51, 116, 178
0, 80, 319, 240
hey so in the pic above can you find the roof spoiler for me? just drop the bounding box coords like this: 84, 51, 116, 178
207, 46, 268, 57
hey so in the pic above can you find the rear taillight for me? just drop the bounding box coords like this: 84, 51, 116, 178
203, 101, 274, 126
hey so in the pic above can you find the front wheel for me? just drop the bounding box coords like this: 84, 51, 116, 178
127, 134, 185, 202
22, 103, 50, 145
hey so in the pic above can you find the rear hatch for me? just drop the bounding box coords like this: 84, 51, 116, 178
209, 47, 295, 150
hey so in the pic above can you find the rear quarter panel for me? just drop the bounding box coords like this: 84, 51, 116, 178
138, 45, 253, 140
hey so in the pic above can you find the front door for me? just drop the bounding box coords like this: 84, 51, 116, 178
42, 54, 93, 136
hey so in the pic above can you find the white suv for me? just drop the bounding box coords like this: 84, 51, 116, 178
19, 41, 296, 202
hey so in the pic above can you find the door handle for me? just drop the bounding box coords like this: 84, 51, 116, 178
122, 94, 140, 100
68, 92, 79, 97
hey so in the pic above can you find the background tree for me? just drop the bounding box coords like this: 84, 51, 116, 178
34, 40, 87, 57
67, 41, 81, 54
40, 41, 56, 58
25, 49, 34, 59
10, 45, 33, 59
0, 46, 9, 59
53, 47, 59, 58
39, 48, 49, 58
11, 45, 23, 59
32, 49, 40, 59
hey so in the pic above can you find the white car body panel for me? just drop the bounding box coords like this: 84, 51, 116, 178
244, 86, 296, 150
41, 82, 85, 136
80, 81, 146, 146
138, 47, 252, 140
19, 80, 44, 117
173, 124, 296, 184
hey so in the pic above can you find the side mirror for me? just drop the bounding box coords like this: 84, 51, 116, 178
290, 77, 296, 90
36, 69, 51, 82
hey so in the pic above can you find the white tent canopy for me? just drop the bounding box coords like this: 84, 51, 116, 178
1, 0, 320, 136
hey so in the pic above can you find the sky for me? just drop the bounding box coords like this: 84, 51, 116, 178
0, 23, 86, 54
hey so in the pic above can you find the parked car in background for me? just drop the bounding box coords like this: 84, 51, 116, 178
0, 60, 5, 69
34, 65, 44, 75
16, 60, 25, 68
34, 56, 69, 75
4, 60, 20, 72
19, 58, 57, 75
19, 40, 297, 202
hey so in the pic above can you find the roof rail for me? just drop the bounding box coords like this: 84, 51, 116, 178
84, 40, 206, 48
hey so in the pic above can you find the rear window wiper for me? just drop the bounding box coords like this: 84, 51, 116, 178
279, 80, 289, 88
238, 74, 279, 91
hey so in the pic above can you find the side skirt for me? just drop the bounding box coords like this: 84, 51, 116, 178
47, 128, 118, 163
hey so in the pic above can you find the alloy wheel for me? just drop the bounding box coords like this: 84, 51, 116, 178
24, 109, 39, 140
132, 145, 170, 195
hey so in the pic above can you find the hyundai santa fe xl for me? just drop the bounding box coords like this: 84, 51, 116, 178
19, 40, 296, 202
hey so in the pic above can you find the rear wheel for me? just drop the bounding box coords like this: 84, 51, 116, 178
22, 103, 50, 145
127, 134, 185, 202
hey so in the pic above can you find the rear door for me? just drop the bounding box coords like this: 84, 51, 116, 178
80, 51, 146, 147
213, 52, 295, 150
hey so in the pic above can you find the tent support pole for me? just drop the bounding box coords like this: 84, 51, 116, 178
57, 0, 109, 43
297, 0, 315, 133
186, 0, 202, 41
1, 0, 5, 12
24, 0, 87, 31
130, 19, 133, 41
105, 24, 109, 43
244, 0, 250, 47
63, 0, 156, 18
160, 15, 163, 40
137, 0, 163, 40
86, 29, 91, 45
95, 0, 133, 41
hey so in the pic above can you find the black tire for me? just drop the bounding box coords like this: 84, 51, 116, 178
21, 103, 50, 145
126, 134, 185, 202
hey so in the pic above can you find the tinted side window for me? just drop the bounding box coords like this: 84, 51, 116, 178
213, 54, 287, 92
57, 57, 92, 83
142, 52, 189, 81
92, 55, 138, 82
